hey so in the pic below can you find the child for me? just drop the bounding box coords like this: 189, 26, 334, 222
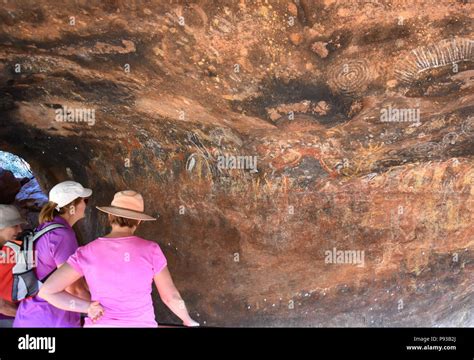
0, 204, 26, 327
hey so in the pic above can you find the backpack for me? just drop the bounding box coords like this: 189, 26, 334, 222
0, 223, 65, 302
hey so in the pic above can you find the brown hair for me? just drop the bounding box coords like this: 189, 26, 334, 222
108, 214, 140, 228
38, 198, 83, 224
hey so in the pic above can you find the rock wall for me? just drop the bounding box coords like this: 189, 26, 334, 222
0, 0, 472, 326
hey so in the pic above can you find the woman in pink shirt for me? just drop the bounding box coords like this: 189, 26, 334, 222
39, 190, 199, 327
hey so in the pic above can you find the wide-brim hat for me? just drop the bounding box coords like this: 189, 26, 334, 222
96, 190, 156, 221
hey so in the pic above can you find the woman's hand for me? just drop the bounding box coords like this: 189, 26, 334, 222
154, 268, 200, 328
87, 301, 104, 323
183, 319, 200, 327
0, 299, 18, 317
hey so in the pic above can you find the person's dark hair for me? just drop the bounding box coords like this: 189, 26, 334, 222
108, 214, 140, 228
38, 198, 82, 224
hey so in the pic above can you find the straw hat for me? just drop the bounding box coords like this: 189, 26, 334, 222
96, 190, 156, 221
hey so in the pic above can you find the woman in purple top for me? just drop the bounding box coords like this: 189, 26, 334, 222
13, 181, 92, 328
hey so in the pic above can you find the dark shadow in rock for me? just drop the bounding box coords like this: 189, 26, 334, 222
231, 78, 360, 127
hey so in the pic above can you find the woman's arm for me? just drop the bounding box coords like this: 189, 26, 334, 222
67, 277, 91, 301
38, 264, 103, 321
0, 299, 18, 317
154, 266, 199, 327
57, 262, 91, 301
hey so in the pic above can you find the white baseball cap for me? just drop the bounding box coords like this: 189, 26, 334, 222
0, 205, 27, 229
49, 181, 92, 209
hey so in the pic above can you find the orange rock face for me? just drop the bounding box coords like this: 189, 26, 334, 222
0, 0, 472, 326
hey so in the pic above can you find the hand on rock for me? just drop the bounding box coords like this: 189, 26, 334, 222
183, 319, 200, 327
